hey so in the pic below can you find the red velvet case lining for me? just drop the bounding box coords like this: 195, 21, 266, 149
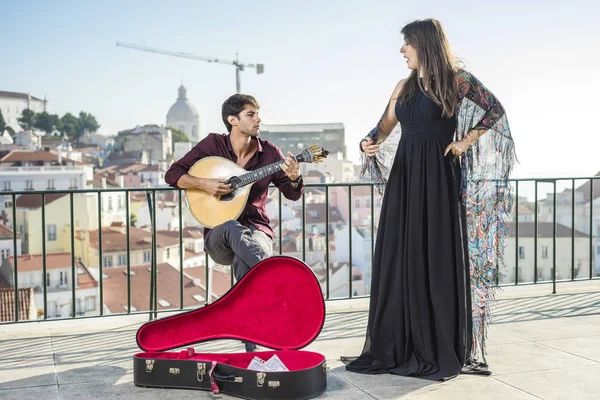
137, 256, 326, 352
134, 350, 325, 371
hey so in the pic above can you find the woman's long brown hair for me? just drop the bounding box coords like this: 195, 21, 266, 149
397, 19, 459, 118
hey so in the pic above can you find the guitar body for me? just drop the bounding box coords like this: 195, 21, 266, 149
185, 157, 252, 228
183, 146, 328, 229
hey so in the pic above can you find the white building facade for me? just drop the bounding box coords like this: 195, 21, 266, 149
0, 91, 47, 132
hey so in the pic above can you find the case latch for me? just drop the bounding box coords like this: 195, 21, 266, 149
256, 372, 266, 388
145, 360, 154, 373
197, 363, 206, 382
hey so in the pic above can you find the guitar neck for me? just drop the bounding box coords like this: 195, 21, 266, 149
233, 160, 288, 188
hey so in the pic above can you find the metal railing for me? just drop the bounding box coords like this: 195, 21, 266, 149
0, 176, 598, 324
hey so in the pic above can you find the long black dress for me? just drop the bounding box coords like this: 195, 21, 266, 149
346, 87, 471, 381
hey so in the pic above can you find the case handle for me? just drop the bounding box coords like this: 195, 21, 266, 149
213, 372, 243, 384
208, 361, 243, 394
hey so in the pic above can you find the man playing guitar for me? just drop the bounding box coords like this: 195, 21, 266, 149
165, 94, 304, 350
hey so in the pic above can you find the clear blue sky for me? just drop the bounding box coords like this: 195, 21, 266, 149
2, 0, 599, 186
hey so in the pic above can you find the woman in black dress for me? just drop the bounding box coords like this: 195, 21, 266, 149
344, 19, 516, 381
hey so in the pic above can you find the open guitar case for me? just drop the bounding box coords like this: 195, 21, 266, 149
133, 256, 328, 399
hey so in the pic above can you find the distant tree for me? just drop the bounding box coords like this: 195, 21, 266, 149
60, 113, 80, 139
77, 111, 100, 141
17, 108, 36, 131
34, 112, 63, 135
130, 213, 137, 227
0, 109, 6, 133
167, 126, 190, 149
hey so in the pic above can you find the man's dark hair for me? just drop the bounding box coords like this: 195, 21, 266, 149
221, 94, 260, 132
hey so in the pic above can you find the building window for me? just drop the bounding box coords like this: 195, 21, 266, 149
518, 246, 526, 259
47, 224, 57, 241
85, 296, 96, 311
60, 271, 68, 286
366, 198, 371, 208
69, 178, 78, 189
25, 180, 33, 190
118, 254, 126, 266
144, 251, 151, 263
46, 272, 51, 287
2, 181, 11, 191
355, 199, 360, 208
118, 195, 123, 210
108, 197, 113, 211
166, 248, 171, 258
103, 256, 113, 267
1, 249, 10, 259
541, 245, 549, 259
47, 179, 55, 189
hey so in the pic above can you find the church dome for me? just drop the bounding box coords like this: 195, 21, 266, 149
166, 85, 199, 122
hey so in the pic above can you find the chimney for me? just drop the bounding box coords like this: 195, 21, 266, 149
57, 146, 62, 164
118, 174, 124, 188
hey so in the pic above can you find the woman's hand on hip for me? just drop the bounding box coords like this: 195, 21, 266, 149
444, 139, 470, 157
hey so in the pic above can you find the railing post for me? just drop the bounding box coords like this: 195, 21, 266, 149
302, 192, 306, 262
348, 186, 353, 299
178, 190, 184, 309
552, 181, 557, 294
146, 191, 155, 320
325, 186, 330, 300
590, 178, 594, 279
70, 193, 76, 317
126, 191, 131, 314
12, 194, 18, 322
278, 191, 283, 255
572, 179, 575, 281
515, 181, 519, 285
205, 252, 210, 305
152, 191, 158, 319
371, 184, 375, 295
534, 182, 538, 283
42, 194, 47, 319
98, 192, 103, 316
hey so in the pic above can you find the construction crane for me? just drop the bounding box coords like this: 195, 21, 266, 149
116, 41, 264, 93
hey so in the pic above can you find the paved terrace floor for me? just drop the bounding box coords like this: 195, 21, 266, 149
1, 280, 600, 400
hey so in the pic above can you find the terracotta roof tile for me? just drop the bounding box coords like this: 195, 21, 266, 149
8, 252, 78, 272
102, 263, 208, 313
0, 150, 86, 165
0, 224, 14, 239
16, 193, 68, 209
0, 91, 44, 101
87, 227, 180, 252
0, 287, 38, 321
507, 222, 589, 238
183, 266, 231, 299
300, 203, 345, 224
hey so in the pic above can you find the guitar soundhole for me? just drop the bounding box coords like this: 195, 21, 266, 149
220, 192, 235, 202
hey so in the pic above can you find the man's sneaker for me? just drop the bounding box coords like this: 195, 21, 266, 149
244, 341, 257, 352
